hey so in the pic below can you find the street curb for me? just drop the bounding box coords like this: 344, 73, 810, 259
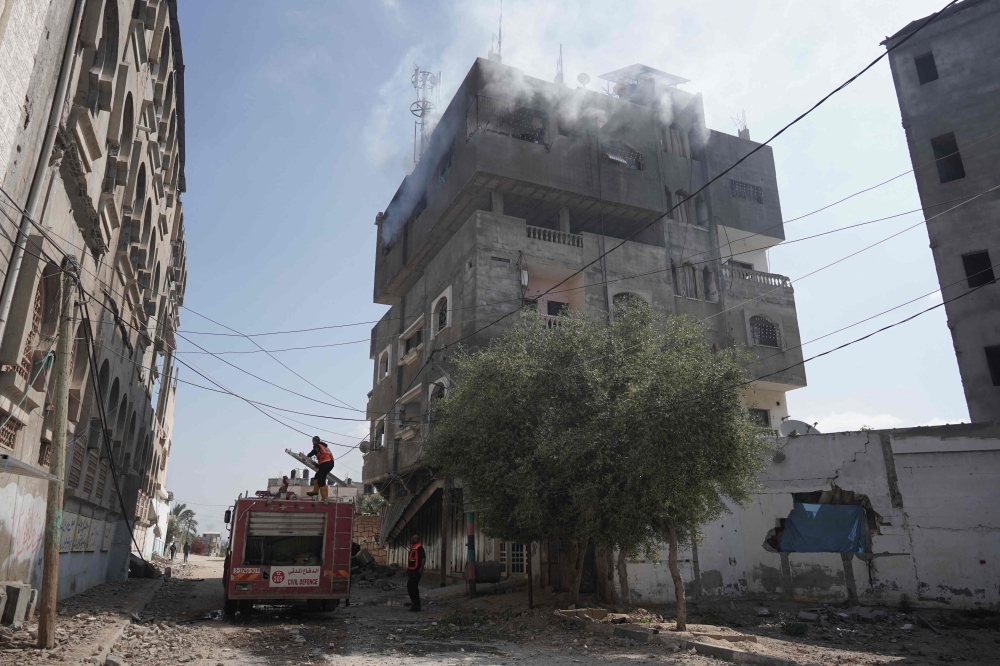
83, 578, 163, 666
555, 613, 801, 666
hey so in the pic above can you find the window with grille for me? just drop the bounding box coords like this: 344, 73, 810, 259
675, 191, 691, 224
68, 444, 86, 487
731, 180, 764, 204
404, 329, 423, 354
499, 541, 506, 574
510, 543, 525, 574
962, 251, 995, 288
930, 132, 965, 183
604, 141, 644, 170
750, 316, 781, 348
0, 418, 20, 450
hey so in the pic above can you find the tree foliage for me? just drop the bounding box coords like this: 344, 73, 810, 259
424, 301, 770, 614
166, 503, 198, 546
359, 492, 387, 516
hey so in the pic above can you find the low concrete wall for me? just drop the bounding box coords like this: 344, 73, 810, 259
627, 423, 1000, 609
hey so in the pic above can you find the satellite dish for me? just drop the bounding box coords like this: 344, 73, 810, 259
359, 440, 371, 454
777, 419, 820, 438
577, 72, 590, 87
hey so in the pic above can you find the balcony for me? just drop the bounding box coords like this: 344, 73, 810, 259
526, 225, 583, 248
541, 314, 564, 329
722, 264, 791, 288
466, 95, 548, 145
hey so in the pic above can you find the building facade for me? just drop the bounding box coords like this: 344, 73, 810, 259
363, 57, 806, 576
0, 0, 186, 598
884, 0, 1000, 422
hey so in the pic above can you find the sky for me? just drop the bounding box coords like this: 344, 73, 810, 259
168, 0, 966, 534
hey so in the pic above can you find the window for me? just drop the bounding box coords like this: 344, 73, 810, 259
750, 316, 782, 348
378, 347, 390, 381
437, 141, 455, 183
962, 251, 995, 288
373, 420, 385, 449
684, 265, 698, 299
431, 287, 451, 338
731, 180, 764, 204
546, 300, 568, 316
675, 191, 691, 225
749, 408, 771, 428
930, 132, 965, 183
604, 140, 644, 170
398, 318, 424, 364
671, 264, 680, 295
663, 124, 688, 157
468, 96, 548, 144
509, 542, 525, 574
695, 198, 708, 227
986, 346, 1000, 386
404, 329, 423, 354
729, 260, 754, 271
703, 267, 718, 302
914, 52, 939, 85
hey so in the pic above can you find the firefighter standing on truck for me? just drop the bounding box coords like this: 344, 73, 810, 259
407, 534, 426, 611
305, 436, 334, 500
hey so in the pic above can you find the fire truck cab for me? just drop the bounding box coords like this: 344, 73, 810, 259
222, 496, 353, 615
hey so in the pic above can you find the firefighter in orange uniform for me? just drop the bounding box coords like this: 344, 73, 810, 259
305, 436, 335, 500
406, 534, 426, 611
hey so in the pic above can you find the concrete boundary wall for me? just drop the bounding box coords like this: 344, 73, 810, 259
626, 423, 1000, 608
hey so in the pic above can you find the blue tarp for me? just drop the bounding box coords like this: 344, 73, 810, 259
778, 503, 866, 553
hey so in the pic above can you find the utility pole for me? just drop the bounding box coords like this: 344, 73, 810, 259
38, 258, 79, 649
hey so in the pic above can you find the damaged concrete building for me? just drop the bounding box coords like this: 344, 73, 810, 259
0, 0, 187, 598
363, 57, 806, 581
883, 0, 1000, 422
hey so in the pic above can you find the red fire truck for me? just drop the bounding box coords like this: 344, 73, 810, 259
222, 495, 353, 615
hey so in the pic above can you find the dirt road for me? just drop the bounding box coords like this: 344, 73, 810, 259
107, 554, 716, 665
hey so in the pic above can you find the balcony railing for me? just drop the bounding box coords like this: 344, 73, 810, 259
541, 315, 563, 329
467, 95, 549, 145
722, 264, 791, 288
526, 225, 583, 248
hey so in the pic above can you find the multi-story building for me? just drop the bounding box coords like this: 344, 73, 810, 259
884, 0, 1000, 423
0, 0, 187, 598
363, 57, 806, 578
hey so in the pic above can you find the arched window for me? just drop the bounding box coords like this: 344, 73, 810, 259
665, 124, 688, 157
671, 264, 680, 296
134, 164, 146, 214
664, 187, 674, 211
158, 29, 171, 79
675, 191, 691, 225
703, 267, 718, 302
88, 0, 119, 114
153, 262, 161, 296
141, 200, 152, 244
98, 359, 110, 398
750, 316, 782, 348
378, 348, 390, 381
435, 297, 448, 333
685, 265, 699, 300
695, 198, 708, 227
107, 378, 120, 417
120, 94, 134, 148
163, 72, 174, 113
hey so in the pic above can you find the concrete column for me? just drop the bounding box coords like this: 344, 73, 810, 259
490, 191, 504, 215
558, 207, 570, 233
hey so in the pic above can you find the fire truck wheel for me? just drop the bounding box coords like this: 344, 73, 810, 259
223, 597, 238, 617
322, 599, 340, 612
237, 600, 254, 615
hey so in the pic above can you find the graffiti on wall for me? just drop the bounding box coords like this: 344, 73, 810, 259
59, 513, 77, 553
72, 516, 91, 552
0, 480, 48, 580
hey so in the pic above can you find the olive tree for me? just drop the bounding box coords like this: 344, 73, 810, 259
425, 301, 769, 620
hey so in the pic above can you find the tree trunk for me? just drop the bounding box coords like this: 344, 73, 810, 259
616, 549, 629, 607
593, 547, 615, 604
567, 539, 588, 606
665, 524, 686, 630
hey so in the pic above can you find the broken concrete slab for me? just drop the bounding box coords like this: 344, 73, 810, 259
797, 611, 819, 622
0, 582, 30, 629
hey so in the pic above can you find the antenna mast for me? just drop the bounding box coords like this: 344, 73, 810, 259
555, 44, 564, 85
410, 66, 439, 163
489, 0, 503, 63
